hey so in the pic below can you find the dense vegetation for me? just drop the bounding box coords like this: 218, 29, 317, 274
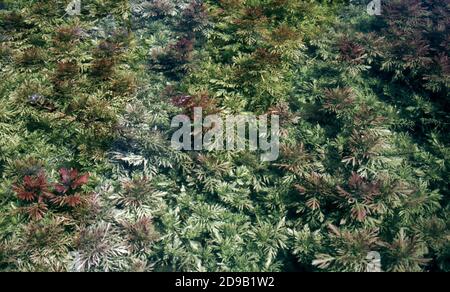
0, 0, 448, 272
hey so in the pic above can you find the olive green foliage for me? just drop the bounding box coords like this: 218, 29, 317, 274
0, 0, 448, 272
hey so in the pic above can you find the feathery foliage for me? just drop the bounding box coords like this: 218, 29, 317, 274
0, 0, 448, 272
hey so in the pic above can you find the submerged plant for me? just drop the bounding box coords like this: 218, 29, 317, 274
13, 172, 52, 220
52, 168, 89, 208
